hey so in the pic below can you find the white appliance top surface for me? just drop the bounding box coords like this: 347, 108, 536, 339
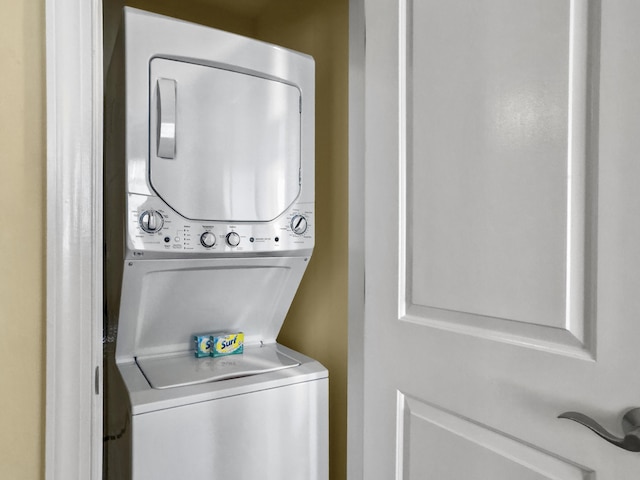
137, 343, 300, 389
119, 343, 328, 414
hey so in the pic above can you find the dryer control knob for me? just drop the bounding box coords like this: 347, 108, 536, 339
139, 210, 164, 233
226, 232, 240, 247
291, 215, 308, 235
200, 232, 216, 248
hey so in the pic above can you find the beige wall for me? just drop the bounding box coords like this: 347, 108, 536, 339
0, 1, 46, 479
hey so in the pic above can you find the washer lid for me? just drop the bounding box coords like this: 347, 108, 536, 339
149, 58, 302, 222
136, 344, 300, 389
114, 257, 311, 363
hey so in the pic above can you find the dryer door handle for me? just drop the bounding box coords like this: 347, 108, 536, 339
156, 78, 177, 159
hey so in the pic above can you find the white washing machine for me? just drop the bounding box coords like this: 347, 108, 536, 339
103, 8, 327, 480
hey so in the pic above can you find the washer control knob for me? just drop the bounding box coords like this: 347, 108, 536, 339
139, 210, 164, 233
200, 232, 216, 248
226, 232, 241, 247
291, 215, 308, 235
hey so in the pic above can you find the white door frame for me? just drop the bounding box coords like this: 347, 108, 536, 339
347, 0, 365, 479
45, 0, 103, 478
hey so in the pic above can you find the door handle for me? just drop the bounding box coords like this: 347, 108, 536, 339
558, 408, 640, 452
156, 78, 176, 159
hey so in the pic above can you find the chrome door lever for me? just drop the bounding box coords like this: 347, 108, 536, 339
558, 408, 640, 452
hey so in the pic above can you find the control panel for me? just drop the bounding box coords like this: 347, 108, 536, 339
126, 194, 314, 255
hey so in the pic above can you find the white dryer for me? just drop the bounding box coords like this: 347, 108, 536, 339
103, 8, 327, 480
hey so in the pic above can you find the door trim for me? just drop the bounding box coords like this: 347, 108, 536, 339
45, 0, 103, 478
348, 0, 365, 479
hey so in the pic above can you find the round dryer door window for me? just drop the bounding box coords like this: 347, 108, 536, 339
149, 58, 302, 222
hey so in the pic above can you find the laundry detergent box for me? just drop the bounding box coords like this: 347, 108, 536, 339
211, 332, 244, 357
193, 334, 213, 358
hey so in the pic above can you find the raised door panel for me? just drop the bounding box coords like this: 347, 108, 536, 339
398, 395, 592, 480
405, 0, 598, 356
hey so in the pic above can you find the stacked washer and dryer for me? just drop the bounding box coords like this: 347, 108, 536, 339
104, 8, 327, 480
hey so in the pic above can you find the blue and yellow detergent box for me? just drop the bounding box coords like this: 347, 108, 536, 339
193, 334, 213, 358
212, 332, 244, 357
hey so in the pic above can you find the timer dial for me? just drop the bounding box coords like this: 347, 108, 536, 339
200, 232, 216, 248
290, 215, 308, 235
226, 232, 241, 247
139, 210, 164, 233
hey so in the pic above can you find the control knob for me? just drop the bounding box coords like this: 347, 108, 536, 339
139, 210, 164, 233
200, 232, 216, 248
226, 232, 241, 247
291, 215, 308, 235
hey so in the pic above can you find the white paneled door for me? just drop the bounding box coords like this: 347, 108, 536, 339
363, 0, 640, 478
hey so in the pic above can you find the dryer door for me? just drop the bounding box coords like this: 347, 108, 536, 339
149, 58, 302, 222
